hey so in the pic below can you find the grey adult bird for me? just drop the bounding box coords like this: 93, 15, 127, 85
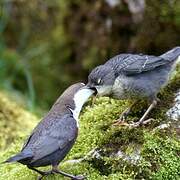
86, 47, 180, 127
4, 83, 94, 180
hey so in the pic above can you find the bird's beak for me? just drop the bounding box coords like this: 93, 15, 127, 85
84, 83, 98, 96
85, 83, 98, 106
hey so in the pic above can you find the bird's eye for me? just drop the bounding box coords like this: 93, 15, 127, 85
97, 78, 102, 85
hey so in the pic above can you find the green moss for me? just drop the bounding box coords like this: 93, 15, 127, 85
141, 131, 180, 180
0, 66, 179, 179
0, 91, 37, 149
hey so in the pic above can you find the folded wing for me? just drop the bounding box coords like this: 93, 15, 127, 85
22, 114, 77, 162
106, 54, 170, 75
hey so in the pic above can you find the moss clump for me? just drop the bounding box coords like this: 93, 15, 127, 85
0, 65, 179, 179
140, 131, 180, 180
0, 91, 37, 149
1, 97, 179, 179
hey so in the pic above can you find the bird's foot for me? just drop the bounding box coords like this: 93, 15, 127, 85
128, 122, 141, 128
129, 118, 155, 128
112, 113, 129, 126
113, 119, 129, 126
52, 168, 86, 180
37, 176, 44, 180
71, 174, 86, 180
37, 171, 54, 180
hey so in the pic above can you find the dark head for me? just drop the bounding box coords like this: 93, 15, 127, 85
87, 65, 115, 96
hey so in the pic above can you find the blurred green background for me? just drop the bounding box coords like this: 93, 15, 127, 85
0, 0, 180, 111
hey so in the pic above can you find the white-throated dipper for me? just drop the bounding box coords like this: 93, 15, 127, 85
86, 47, 180, 127
4, 83, 94, 180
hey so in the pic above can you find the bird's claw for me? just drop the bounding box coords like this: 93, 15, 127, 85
113, 118, 155, 128
112, 108, 132, 126
37, 171, 54, 180
142, 118, 155, 125
37, 176, 43, 180
113, 119, 129, 126
128, 122, 141, 128
72, 175, 86, 180
128, 118, 155, 128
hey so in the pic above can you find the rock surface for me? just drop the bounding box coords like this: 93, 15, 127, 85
167, 90, 180, 121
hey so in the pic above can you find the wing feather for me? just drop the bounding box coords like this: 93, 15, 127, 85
106, 54, 169, 75
22, 114, 77, 162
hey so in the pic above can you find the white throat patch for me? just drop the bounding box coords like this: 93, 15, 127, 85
72, 88, 94, 126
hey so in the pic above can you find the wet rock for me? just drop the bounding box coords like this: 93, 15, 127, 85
166, 91, 180, 121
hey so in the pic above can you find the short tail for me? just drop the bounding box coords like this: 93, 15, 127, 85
160, 46, 180, 62
3, 152, 33, 164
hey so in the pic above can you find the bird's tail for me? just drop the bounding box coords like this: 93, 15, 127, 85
3, 152, 33, 163
160, 46, 180, 62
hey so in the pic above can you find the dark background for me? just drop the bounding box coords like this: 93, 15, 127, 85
0, 0, 179, 111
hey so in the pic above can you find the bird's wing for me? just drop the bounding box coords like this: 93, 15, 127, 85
21, 133, 34, 151
23, 114, 77, 162
106, 54, 169, 75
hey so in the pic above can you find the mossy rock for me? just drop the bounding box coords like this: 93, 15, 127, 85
0, 65, 179, 179
0, 91, 37, 150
